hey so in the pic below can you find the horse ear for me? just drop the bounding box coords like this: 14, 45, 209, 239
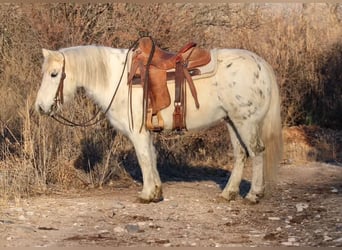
42, 48, 53, 58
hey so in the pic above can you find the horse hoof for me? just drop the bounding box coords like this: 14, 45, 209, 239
136, 185, 163, 204
135, 197, 151, 204
213, 195, 231, 203
219, 191, 238, 202
244, 193, 263, 204
135, 196, 163, 204
136, 188, 164, 204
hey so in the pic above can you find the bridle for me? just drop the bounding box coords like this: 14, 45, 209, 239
50, 45, 133, 127
51, 53, 66, 112
49, 36, 153, 128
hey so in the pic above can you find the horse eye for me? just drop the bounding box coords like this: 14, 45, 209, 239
51, 72, 58, 78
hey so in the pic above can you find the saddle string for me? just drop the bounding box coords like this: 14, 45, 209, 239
51, 38, 142, 127
180, 46, 200, 109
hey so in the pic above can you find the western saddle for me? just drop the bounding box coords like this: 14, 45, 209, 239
128, 37, 211, 132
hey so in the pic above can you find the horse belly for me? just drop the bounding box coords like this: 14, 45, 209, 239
160, 78, 225, 130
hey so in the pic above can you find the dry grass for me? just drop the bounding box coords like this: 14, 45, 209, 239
283, 125, 342, 164
0, 3, 341, 202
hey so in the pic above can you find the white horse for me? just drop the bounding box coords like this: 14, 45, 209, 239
35, 44, 282, 203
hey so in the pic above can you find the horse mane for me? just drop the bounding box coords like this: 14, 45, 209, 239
60, 46, 113, 89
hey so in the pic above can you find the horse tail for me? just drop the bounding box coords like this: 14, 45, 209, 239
261, 63, 283, 187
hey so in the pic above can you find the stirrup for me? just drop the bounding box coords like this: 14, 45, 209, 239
146, 109, 164, 132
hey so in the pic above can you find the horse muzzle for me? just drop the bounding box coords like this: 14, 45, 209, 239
36, 102, 57, 116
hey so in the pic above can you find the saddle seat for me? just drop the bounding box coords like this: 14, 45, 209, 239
136, 37, 211, 70
128, 37, 211, 132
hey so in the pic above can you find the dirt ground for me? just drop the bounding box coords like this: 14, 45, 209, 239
1, 161, 341, 247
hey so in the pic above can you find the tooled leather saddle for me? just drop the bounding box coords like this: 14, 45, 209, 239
128, 37, 211, 132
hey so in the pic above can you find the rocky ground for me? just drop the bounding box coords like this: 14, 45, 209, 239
1, 161, 341, 247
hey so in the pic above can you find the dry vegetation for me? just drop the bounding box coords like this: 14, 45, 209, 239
0, 3, 341, 201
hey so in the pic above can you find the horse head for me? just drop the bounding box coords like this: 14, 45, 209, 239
35, 49, 75, 116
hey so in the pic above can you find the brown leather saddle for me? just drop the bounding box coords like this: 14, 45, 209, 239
128, 37, 211, 132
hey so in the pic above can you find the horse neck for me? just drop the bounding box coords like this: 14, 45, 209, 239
64, 47, 129, 110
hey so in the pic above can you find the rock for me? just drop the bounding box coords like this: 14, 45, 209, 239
0, 219, 14, 224
113, 202, 125, 209
18, 215, 26, 221
295, 202, 309, 212
26, 211, 34, 216
263, 232, 278, 241
288, 237, 297, 242
125, 224, 140, 233
155, 239, 170, 244
98, 229, 109, 234
268, 217, 281, 221
113, 226, 125, 233
137, 221, 146, 227
11, 207, 23, 212
281, 236, 298, 246
333, 237, 342, 243
169, 203, 178, 208
323, 235, 332, 242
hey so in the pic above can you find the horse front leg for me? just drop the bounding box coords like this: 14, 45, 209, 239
129, 132, 163, 203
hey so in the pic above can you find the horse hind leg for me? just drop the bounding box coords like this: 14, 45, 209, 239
220, 122, 248, 201
240, 123, 267, 203
221, 119, 266, 202
245, 153, 265, 203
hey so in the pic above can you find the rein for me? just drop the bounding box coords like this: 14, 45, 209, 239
140, 37, 155, 132
127, 36, 156, 133
51, 41, 138, 128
